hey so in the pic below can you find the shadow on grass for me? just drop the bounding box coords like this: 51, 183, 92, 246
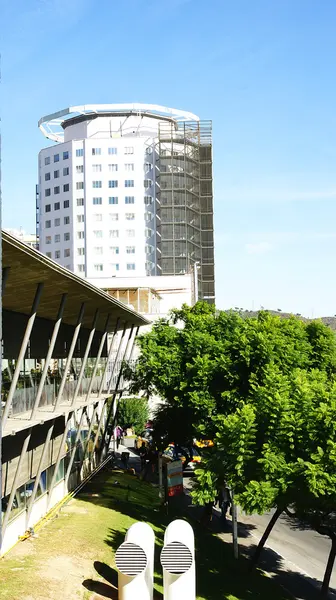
79, 468, 336, 600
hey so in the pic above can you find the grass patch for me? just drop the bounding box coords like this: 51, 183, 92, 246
0, 468, 291, 600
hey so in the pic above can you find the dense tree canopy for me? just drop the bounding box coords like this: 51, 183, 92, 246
116, 397, 149, 435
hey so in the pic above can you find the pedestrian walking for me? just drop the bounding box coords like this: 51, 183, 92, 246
217, 481, 231, 524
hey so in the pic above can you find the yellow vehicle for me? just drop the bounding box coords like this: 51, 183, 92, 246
134, 429, 153, 450
194, 439, 214, 449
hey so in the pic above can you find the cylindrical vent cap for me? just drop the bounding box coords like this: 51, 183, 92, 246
115, 542, 147, 576
160, 541, 193, 574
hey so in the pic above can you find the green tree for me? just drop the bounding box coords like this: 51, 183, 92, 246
117, 397, 149, 435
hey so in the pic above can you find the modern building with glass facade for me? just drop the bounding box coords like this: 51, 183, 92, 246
37, 104, 215, 303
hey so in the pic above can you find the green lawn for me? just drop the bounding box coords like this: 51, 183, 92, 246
0, 469, 291, 600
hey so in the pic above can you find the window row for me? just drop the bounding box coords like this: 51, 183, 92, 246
76, 196, 136, 206
45, 184, 70, 196
90, 213, 135, 221
44, 151, 69, 165
45, 167, 69, 180
82, 263, 135, 272
45, 217, 70, 227
46, 233, 71, 244
78, 229, 136, 239
46, 248, 70, 258
45, 200, 70, 212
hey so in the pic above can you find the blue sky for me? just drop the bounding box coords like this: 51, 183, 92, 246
2, 0, 336, 316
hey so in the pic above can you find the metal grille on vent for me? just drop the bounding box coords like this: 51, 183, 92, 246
160, 541, 193, 574
115, 542, 147, 576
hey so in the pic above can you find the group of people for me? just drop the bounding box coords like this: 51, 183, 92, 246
201, 481, 232, 527
139, 442, 158, 479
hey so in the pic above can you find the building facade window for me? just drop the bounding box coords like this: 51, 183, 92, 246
63, 167, 69, 176
92, 164, 102, 172
108, 180, 118, 188
64, 249, 70, 257
144, 196, 153, 204
46, 252, 52, 258
45, 156, 50, 165
78, 248, 85, 255
45, 188, 51, 197
63, 184, 70, 192
109, 196, 118, 204
45, 204, 51, 212
125, 196, 135, 204
45, 236, 51, 244
93, 197, 102, 205
63, 151, 69, 160
126, 246, 135, 254
78, 264, 85, 272
54, 202, 60, 210
94, 214, 102, 221
64, 233, 70, 241
55, 250, 61, 259
45, 220, 51, 228
77, 214, 84, 222
108, 147, 117, 155
92, 148, 101, 156
144, 179, 152, 189
64, 200, 70, 208
55, 234, 60, 242
110, 263, 119, 271
125, 163, 134, 171
108, 164, 118, 172
109, 213, 118, 221
144, 162, 152, 173
94, 264, 103, 271
93, 181, 102, 188
125, 179, 134, 187
78, 231, 85, 239
76, 165, 84, 173
94, 247, 103, 255
54, 186, 60, 195
77, 198, 84, 206
109, 230, 119, 238
45, 173, 51, 181
93, 230, 103, 238
124, 147, 134, 154
127, 263, 136, 270
110, 246, 119, 255
76, 148, 84, 157
64, 216, 70, 225
125, 213, 135, 220
54, 170, 59, 178
54, 218, 60, 226
126, 229, 135, 237
76, 182, 84, 190
54, 154, 60, 163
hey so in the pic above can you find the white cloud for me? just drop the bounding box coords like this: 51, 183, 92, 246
245, 242, 273, 255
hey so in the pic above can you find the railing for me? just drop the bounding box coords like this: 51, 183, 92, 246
9, 376, 102, 417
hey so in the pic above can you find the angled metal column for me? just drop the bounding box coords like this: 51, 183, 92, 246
54, 303, 85, 411
106, 323, 132, 395
47, 412, 72, 508
2, 283, 44, 430
1, 428, 32, 537
26, 420, 56, 526
77, 403, 99, 474
31, 294, 67, 420
71, 310, 99, 407
92, 399, 108, 463
85, 315, 110, 402
64, 407, 86, 487
98, 318, 120, 396
106, 325, 140, 450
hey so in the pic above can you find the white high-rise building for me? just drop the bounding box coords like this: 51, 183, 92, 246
37, 104, 215, 302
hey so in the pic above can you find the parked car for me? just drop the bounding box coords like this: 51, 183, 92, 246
134, 429, 153, 450
162, 444, 201, 475
194, 439, 214, 449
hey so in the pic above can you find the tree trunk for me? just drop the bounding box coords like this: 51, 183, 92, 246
250, 507, 283, 569
320, 535, 336, 599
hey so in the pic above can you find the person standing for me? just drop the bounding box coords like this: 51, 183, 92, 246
218, 481, 231, 524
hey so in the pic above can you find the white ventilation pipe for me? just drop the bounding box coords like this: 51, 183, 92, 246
160, 519, 195, 600
115, 522, 155, 600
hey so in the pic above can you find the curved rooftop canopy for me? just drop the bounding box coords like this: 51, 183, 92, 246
2, 230, 149, 332
38, 103, 200, 143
